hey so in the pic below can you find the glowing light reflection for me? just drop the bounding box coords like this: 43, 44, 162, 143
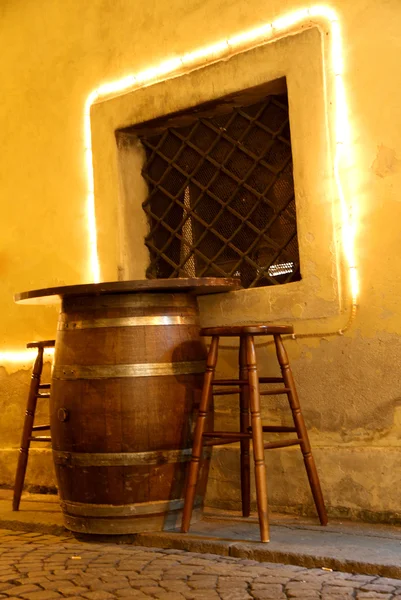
272, 8, 310, 31
135, 59, 183, 83
330, 20, 344, 75
228, 24, 273, 48
0, 348, 55, 365
308, 4, 337, 20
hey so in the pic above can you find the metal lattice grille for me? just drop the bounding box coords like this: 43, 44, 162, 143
139, 93, 300, 288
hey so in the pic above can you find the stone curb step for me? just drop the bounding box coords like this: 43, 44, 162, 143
1, 515, 399, 581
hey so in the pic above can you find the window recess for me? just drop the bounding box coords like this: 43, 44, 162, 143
126, 81, 301, 288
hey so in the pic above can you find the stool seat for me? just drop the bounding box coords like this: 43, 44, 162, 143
26, 340, 56, 349
201, 325, 294, 336
13, 340, 55, 511
182, 324, 327, 543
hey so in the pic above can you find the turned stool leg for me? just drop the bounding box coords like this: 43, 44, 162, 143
246, 335, 270, 542
182, 335, 219, 532
13, 347, 44, 511
239, 335, 251, 517
274, 334, 328, 526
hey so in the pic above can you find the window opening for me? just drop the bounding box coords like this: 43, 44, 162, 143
123, 81, 301, 288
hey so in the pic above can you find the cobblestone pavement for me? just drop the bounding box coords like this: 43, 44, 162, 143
0, 529, 400, 600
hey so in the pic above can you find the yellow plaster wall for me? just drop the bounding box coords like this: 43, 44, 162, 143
1, 0, 401, 521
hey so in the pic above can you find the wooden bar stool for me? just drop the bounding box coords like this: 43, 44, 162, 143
181, 325, 327, 542
12, 340, 55, 511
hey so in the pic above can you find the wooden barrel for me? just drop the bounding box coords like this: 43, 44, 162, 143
50, 292, 210, 534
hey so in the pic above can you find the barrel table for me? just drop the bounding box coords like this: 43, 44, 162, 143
15, 278, 240, 534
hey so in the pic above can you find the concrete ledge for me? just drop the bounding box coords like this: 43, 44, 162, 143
0, 489, 67, 536
2, 490, 401, 579
132, 518, 401, 580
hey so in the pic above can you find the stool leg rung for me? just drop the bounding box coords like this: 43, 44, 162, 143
203, 437, 244, 447
259, 388, 290, 396
212, 379, 248, 385
32, 425, 51, 432
259, 426, 297, 433
263, 438, 301, 450
203, 431, 250, 438
213, 388, 241, 396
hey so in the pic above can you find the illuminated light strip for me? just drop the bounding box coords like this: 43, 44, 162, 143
83, 4, 358, 309
0, 348, 55, 365
2, 4, 358, 363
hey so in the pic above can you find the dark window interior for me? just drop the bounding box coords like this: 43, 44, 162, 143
118, 78, 301, 288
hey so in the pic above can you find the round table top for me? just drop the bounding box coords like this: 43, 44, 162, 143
15, 277, 242, 305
